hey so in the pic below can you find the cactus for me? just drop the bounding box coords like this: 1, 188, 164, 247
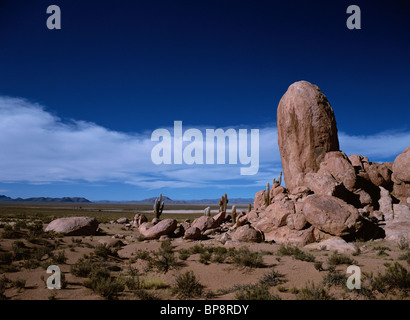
248, 203, 252, 213
265, 182, 271, 206
204, 206, 211, 217
273, 171, 283, 186
231, 205, 237, 223
153, 193, 165, 219
219, 193, 228, 212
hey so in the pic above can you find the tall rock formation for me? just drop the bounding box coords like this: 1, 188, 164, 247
277, 81, 340, 193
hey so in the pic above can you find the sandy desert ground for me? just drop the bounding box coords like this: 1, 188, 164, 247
0, 204, 409, 301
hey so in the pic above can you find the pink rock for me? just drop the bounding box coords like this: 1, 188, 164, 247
277, 81, 339, 193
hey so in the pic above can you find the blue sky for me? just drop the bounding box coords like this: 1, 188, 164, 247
0, 0, 409, 201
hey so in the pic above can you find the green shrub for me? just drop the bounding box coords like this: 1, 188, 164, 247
146, 240, 180, 273
134, 288, 160, 300
277, 244, 315, 262
234, 284, 280, 300
327, 252, 357, 266
94, 244, 118, 260
231, 247, 265, 268
11, 279, 26, 292
372, 262, 409, 295
296, 282, 333, 300
398, 251, 410, 265
322, 269, 346, 288
199, 251, 212, 264
85, 276, 125, 300
71, 257, 95, 277
50, 251, 67, 264
172, 271, 204, 299
258, 268, 286, 287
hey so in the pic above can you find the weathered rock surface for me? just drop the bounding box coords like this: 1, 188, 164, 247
264, 226, 315, 246
277, 81, 339, 193
392, 147, 410, 203
138, 219, 177, 240
183, 227, 202, 240
45, 217, 99, 236
378, 186, 394, 221
317, 151, 357, 191
191, 216, 217, 232
231, 224, 262, 243
254, 190, 266, 211
302, 195, 362, 236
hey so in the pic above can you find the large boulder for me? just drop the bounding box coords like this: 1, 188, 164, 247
263, 201, 295, 227
191, 216, 217, 232
183, 227, 202, 240
317, 151, 356, 191
277, 81, 340, 193
392, 147, 410, 204
392, 147, 410, 183
138, 219, 177, 240
45, 217, 99, 236
231, 224, 262, 243
302, 195, 362, 236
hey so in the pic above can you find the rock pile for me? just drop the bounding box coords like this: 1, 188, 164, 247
243, 81, 409, 248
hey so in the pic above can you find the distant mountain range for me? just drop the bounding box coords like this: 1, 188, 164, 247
0, 195, 91, 203
0, 194, 253, 205
96, 196, 254, 205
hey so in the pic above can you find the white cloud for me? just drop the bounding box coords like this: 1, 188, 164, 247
0, 96, 408, 190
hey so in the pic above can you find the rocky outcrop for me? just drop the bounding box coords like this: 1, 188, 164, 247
277, 81, 339, 193
45, 217, 99, 236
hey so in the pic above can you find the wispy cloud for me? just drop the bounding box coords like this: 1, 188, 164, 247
0, 96, 408, 191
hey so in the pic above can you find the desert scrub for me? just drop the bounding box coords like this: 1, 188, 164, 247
1, 224, 23, 239
84, 273, 125, 300
322, 269, 347, 288
71, 256, 101, 277
327, 252, 357, 266
234, 284, 280, 300
0, 275, 10, 300
258, 268, 286, 287
11, 279, 26, 292
277, 244, 315, 262
172, 271, 204, 299
398, 251, 410, 264
94, 244, 118, 260
296, 281, 333, 300
50, 250, 68, 264
231, 247, 265, 268
199, 251, 212, 264
134, 288, 160, 300
372, 262, 409, 296
178, 249, 191, 261
140, 277, 168, 290
146, 240, 182, 273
